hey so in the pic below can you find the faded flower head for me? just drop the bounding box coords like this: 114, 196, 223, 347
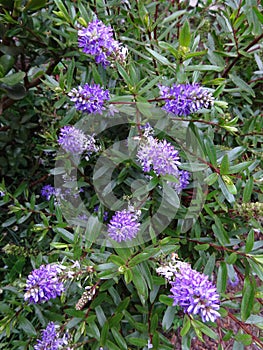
159, 83, 214, 116
34, 322, 70, 350
78, 19, 127, 67
24, 264, 64, 304
137, 128, 189, 193
168, 261, 220, 322
68, 83, 110, 114
58, 125, 99, 155
107, 208, 141, 242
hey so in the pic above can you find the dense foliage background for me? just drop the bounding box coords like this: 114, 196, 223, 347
0, 0, 262, 349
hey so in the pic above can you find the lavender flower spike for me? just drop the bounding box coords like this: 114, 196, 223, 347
107, 208, 141, 242
68, 83, 110, 115
58, 125, 99, 155
137, 128, 190, 193
24, 264, 64, 304
169, 261, 220, 322
41, 185, 56, 200
159, 83, 214, 116
34, 322, 69, 350
78, 19, 127, 67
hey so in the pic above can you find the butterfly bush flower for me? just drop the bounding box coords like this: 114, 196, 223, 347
137, 127, 190, 193
159, 83, 214, 116
78, 19, 128, 67
34, 322, 70, 350
166, 261, 220, 323
58, 125, 99, 156
68, 83, 110, 114
24, 264, 64, 304
107, 208, 141, 242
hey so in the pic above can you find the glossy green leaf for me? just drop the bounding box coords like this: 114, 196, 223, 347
217, 262, 227, 293
0, 71, 25, 85
242, 177, 253, 203
241, 277, 255, 321
179, 20, 191, 48
220, 154, 229, 175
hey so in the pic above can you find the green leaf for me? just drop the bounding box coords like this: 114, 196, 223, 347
100, 321, 109, 347
204, 172, 219, 186
25, 0, 47, 11
14, 182, 28, 197
159, 295, 174, 306
124, 269, 133, 284
162, 306, 176, 331
253, 6, 263, 24
218, 175, 235, 203
180, 315, 191, 336
3, 83, 27, 100
229, 74, 255, 97
115, 297, 130, 313
126, 337, 147, 347
53, 227, 74, 243
203, 255, 216, 278
245, 229, 254, 253
217, 262, 227, 293
0, 71, 25, 85
191, 319, 218, 340
162, 10, 186, 24
242, 177, 253, 203
18, 317, 37, 336
235, 333, 252, 346
203, 136, 217, 167
145, 48, 171, 65
222, 175, 237, 195
185, 65, 224, 72
0, 55, 15, 75
241, 277, 255, 321
116, 62, 132, 86
194, 244, 210, 251
212, 216, 230, 245
227, 161, 252, 174
53, 0, 71, 23
128, 252, 157, 267
109, 255, 126, 266
179, 20, 191, 48
220, 154, 229, 175
111, 328, 128, 350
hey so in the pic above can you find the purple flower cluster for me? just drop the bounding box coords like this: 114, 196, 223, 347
68, 83, 110, 115
107, 209, 141, 242
78, 19, 127, 67
24, 264, 64, 304
159, 83, 214, 116
41, 185, 57, 200
58, 125, 99, 155
34, 322, 69, 350
137, 132, 189, 193
169, 262, 220, 323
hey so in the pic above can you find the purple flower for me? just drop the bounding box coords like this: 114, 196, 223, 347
41, 185, 56, 200
137, 133, 189, 193
58, 125, 99, 155
159, 83, 214, 116
78, 19, 127, 67
68, 84, 110, 114
228, 272, 239, 287
24, 264, 64, 304
34, 322, 69, 350
94, 205, 108, 222
107, 209, 141, 242
169, 262, 220, 322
